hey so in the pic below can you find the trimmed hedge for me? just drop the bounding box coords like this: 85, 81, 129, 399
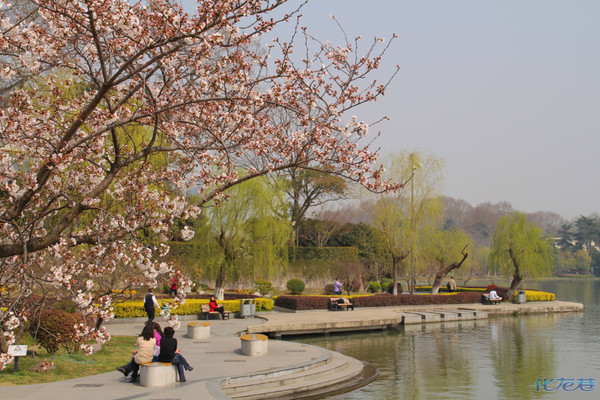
112, 298, 274, 318
274, 292, 485, 310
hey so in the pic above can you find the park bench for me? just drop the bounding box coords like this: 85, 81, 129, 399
200, 304, 230, 320
481, 293, 502, 305
329, 297, 354, 311
139, 362, 178, 387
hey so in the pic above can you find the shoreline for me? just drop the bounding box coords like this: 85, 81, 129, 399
1, 300, 584, 400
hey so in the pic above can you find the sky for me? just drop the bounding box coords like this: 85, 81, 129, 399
180, 1, 600, 221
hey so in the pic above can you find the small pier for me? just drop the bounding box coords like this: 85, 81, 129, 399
246, 301, 583, 338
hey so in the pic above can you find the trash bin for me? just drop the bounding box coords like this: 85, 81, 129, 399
517, 289, 526, 304
239, 299, 256, 318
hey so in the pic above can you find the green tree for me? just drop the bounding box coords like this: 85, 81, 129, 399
490, 212, 555, 299
426, 228, 472, 294
364, 151, 445, 294
331, 222, 389, 281
555, 248, 591, 275
202, 176, 291, 299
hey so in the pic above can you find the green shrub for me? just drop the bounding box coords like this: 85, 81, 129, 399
254, 279, 274, 296
286, 279, 305, 295
380, 278, 392, 292
366, 281, 381, 293
29, 309, 82, 354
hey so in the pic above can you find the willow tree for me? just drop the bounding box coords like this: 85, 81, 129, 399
426, 228, 472, 294
201, 176, 291, 299
490, 212, 555, 299
364, 151, 445, 294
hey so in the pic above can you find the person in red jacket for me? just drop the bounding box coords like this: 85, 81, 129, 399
169, 277, 178, 296
209, 295, 225, 318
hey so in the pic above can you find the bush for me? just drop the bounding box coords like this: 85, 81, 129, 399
366, 281, 381, 293
511, 290, 555, 302
286, 279, 305, 295
112, 298, 274, 318
29, 309, 82, 354
274, 292, 485, 310
254, 279, 274, 296
52, 299, 79, 313
324, 284, 335, 295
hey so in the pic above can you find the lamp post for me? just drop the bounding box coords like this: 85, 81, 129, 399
409, 153, 416, 294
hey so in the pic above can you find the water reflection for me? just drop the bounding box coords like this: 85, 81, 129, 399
290, 279, 599, 400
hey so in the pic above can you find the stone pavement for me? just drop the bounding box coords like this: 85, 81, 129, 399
0, 315, 330, 400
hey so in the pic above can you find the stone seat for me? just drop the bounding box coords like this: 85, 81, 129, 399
187, 321, 210, 339
139, 362, 178, 387
240, 334, 268, 356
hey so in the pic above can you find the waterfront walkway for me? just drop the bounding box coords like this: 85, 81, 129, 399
0, 301, 583, 400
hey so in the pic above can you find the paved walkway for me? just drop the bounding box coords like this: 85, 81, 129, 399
0, 301, 583, 400
1, 316, 328, 400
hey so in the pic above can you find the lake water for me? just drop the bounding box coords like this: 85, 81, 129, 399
290, 279, 600, 400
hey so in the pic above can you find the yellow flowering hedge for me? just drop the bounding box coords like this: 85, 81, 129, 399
112, 298, 274, 318
512, 290, 555, 302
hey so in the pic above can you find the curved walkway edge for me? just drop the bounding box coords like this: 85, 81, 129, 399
0, 301, 583, 400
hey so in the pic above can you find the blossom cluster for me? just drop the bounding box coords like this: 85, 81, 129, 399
0, 0, 397, 369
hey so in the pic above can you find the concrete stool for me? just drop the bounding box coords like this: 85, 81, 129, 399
187, 321, 211, 339
240, 334, 268, 356
139, 362, 178, 387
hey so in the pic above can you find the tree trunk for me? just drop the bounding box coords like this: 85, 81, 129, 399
506, 248, 522, 300
0, 327, 7, 354
391, 252, 406, 295
431, 246, 469, 294
507, 275, 522, 300
214, 262, 226, 301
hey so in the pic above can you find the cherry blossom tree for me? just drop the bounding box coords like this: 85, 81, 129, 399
0, 0, 398, 368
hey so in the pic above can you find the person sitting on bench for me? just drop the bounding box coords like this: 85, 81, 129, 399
335, 297, 355, 310
209, 296, 226, 318
489, 290, 502, 301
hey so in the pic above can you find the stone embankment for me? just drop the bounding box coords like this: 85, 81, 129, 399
0, 301, 582, 400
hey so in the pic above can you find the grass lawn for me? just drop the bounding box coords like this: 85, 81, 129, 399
0, 335, 136, 386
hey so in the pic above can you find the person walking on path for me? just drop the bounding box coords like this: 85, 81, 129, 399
334, 278, 343, 295
144, 288, 161, 322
